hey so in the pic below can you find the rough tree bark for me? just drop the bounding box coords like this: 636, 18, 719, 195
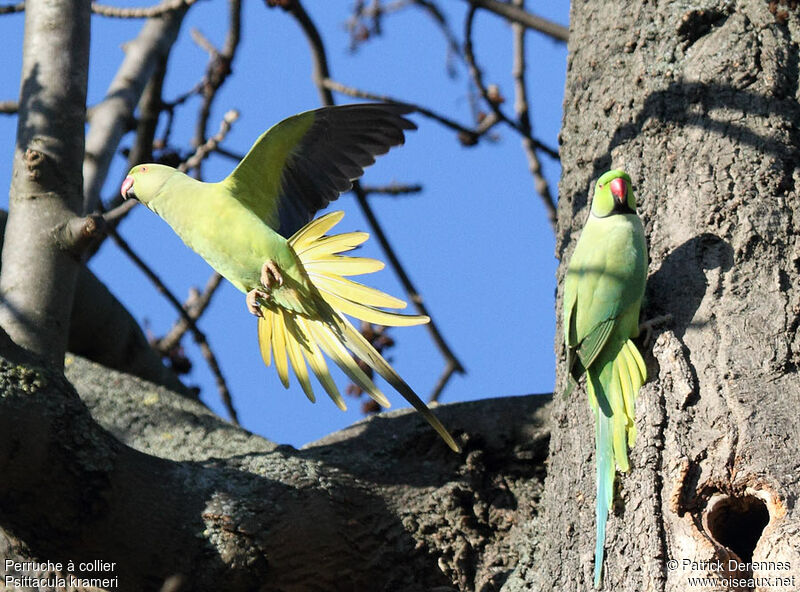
504, 1, 800, 590
0, 352, 551, 591
5, 0, 799, 590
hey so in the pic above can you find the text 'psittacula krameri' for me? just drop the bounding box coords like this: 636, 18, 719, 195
121, 103, 459, 453
562, 170, 648, 587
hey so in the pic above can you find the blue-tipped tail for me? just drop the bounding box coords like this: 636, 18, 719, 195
594, 409, 615, 588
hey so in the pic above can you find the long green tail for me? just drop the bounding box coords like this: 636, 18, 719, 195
586, 339, 647, 588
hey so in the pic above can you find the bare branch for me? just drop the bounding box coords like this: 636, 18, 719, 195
156, 272, 223, 353
0, 2, 24, 14
512, 0, 556, 230
180, 109, 239, 172
83, 5, 189, 213
283, 0, 466, 400
102, 198, 138, 227
91, 0, 197, 18
462, 0, 569, 42
0, 101, 18, 113
321, 77, 495, 146
411, 0, 465, 75
348, 0, 465, 78
463, 6, 560, 160
276, 0, 335, 105
130, 56, 169, 166
213, 145, 245, 162
190, 27, 219, 57
361, 182, 423, 197
346, 0, 409, 50
191, 0, 242, 179
428, 359, 458, 403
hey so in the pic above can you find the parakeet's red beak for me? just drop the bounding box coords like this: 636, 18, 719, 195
610, 177, 626, 205
121, 176, 134, 200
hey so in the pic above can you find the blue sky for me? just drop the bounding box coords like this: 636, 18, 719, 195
0, 1, 569, 446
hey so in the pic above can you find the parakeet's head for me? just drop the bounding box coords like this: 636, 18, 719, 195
590, 170, 636, 217
120, 163, 175, 205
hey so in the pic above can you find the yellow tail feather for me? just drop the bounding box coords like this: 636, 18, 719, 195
289, 210, 345, 247
271, 311, 290, 389
253, 211, 460, 452
317, 290, 429, 327
310, 273, 407, 309
307, 319, 391, 408
295, 231, 369, 258
302, 255, 385, 276
283, 314, 316, 403
295, 317, 346, 410
257, 312, 273, 367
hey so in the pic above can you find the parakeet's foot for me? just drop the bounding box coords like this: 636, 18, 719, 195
639, 314, 673, 347
246, 289, 269, 317
260, 260, 284, 290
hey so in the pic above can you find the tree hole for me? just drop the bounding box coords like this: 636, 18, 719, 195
705, 494, 769, 562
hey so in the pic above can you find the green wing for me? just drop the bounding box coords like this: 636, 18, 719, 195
223, 103, 416, 238
563, 216, 646, 387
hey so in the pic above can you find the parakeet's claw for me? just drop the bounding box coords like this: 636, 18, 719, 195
246, 289, 269, 317
639, 314, 673, 347
260, 260, 284, 290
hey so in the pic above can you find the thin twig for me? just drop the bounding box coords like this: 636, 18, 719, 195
321, 77, 495, 146
0, 101, 18, 113
462, 0, 569, 42
157, 272, 224, 352
107, 227, 239, 424
158, 82, 203, 151
281, 0, 334, 106
181, 109, 239, 172
191, 0, 241, 179
346, 0, 409, 50
428, 359, 458, 403
83, 3, 188, 215
91, 0, 197, 18
411, 0, 466, 75
95, 52, 172, 225
463, 6, 560, 159
130, 54, 169, 166
284, 0, 465, 400
1, 0, 196, 15
361, 182, 423, 196
102, 199, 138, 227
190, 28, 219, 56
0, 2, 24, 14
511, 0, 556, 229
213, 145, 244, 162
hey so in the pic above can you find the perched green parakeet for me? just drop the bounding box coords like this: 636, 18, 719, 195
562, 170, 648, 587
121, 103, 459, 453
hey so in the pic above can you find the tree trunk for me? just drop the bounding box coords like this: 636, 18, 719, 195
0, 0, 90, 367
509, 1, 800, 590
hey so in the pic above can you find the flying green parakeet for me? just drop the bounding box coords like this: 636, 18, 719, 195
121, 103, 459, 453
562, 170, 648, 587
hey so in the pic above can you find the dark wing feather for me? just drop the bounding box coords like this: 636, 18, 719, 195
225, 103, 416, 238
